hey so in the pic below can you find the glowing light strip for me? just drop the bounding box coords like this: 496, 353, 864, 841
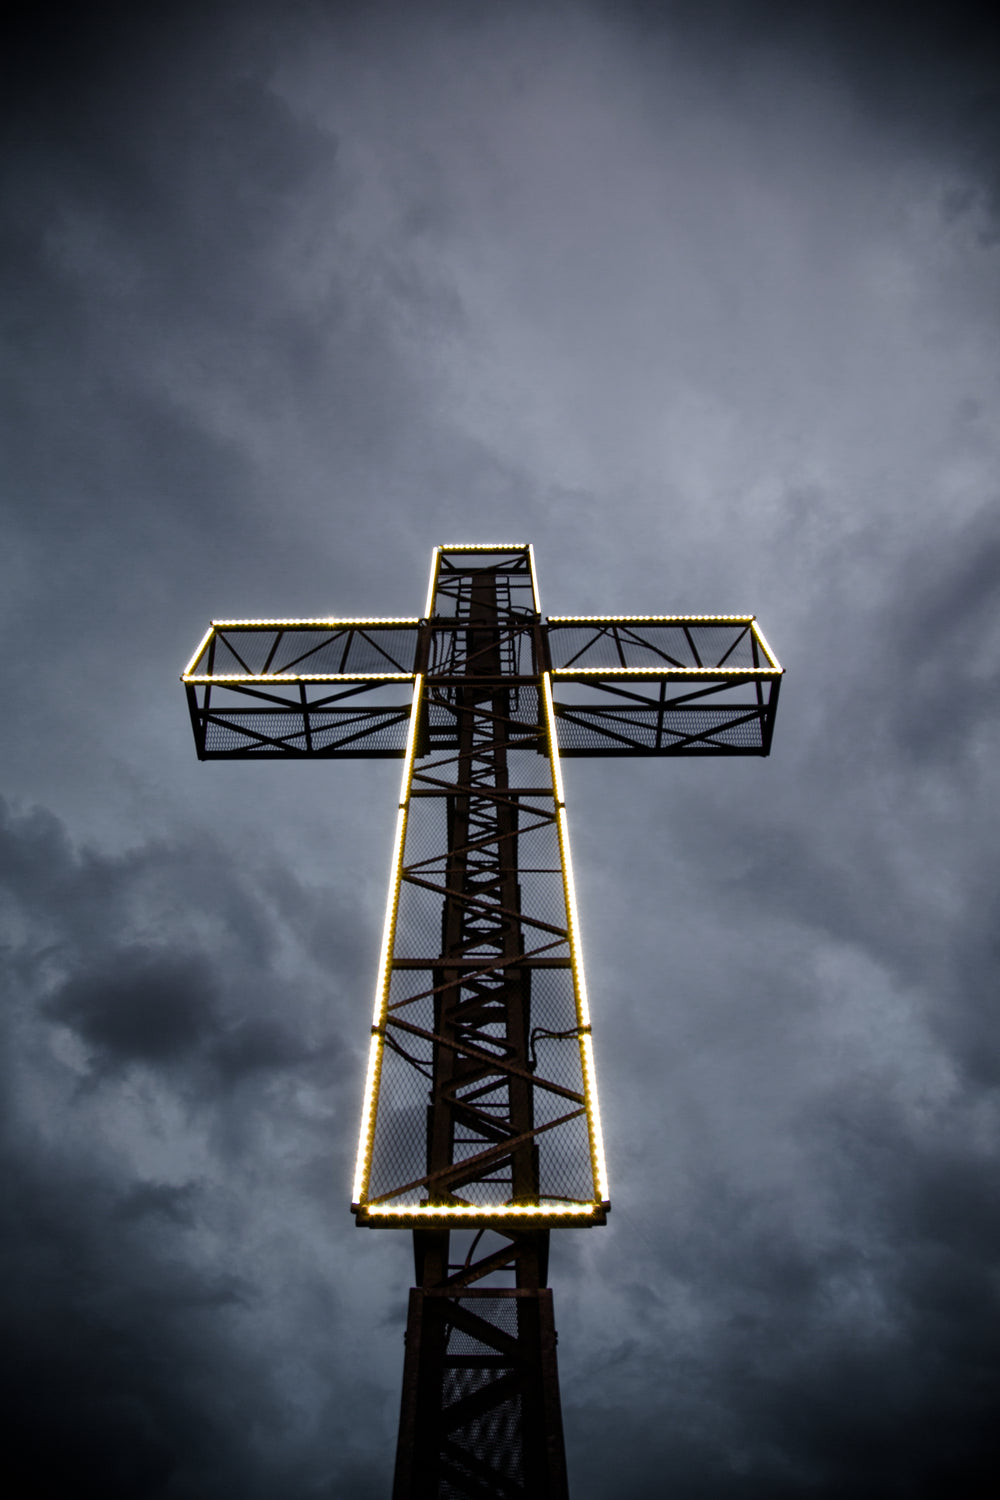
548, 613, 754, 623
423, 548, 440, 618
527, 543, 541, 615
182, 672, 415, 684
361, 1203, 604, 1220
541, 674, 566, 806
181, 626, 214, 679
751, 620, 783, 671
541, 670, 610, 1207
352, 1040, 383, 1210
438, 543, 530, 552
369, 805, 407, 1028
210, 616, 420, 627
550, 667, 781, 678
352, 674, 424, 1208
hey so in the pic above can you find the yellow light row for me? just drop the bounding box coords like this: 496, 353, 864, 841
541, 670, 610, 1208
424, 544, 539, 618
424, 549, 440, 618
548, 613, 754, 622
352, 674, 425, 1209
181, 626, 216, 679
210, 616, 421, 627
541, 674, 566, 806
182, 671, 415, 684
528, 543, 541, 615
550, 666, 782, 678
182, 620, 420, 680
359, 1203, 605, 1220
352, 1038, 384, 1210
750, 620, 782, 670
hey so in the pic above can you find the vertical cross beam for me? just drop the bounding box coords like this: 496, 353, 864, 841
379, 548, 584, 1498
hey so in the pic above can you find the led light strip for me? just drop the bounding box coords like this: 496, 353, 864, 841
181, 626, 215, 679
182, 619, 421, 678
352, 674, 425, 1209
438, 542, 531, 552
541, 672, 610, 1207
361, 1203, 604, 1220
527, 544, 541, 615
541, 673, 567, 808
210, 616, 421, 627
548, 613, 755, 623
425, 542, 536, 624
182, 672, 415, 684
750, 620, 783, 671
550, 667, 781, 678
423, 548, 440, 619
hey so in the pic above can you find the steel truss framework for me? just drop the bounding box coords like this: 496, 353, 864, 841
181, 545, 783, 1498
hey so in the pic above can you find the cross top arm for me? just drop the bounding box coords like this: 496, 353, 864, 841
181, 549, 782, 761
181, 614, 782, 760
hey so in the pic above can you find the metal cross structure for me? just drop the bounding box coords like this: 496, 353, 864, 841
181, 544, 782, 1497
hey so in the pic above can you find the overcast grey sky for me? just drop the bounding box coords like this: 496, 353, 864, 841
3, 2, 1000, 1495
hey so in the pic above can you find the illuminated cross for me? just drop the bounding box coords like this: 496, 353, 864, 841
182, 544, 782, 1498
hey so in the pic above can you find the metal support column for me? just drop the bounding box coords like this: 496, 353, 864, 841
393, 567, 568, 1498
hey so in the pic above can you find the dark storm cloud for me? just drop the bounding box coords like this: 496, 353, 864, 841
113, 1179, 200, 1226
885, 506, 1000, 763
635, 1, 1000, 145
0, 797, 351, 1095
3, 0, 440, 654
620, 1, 1000, 248
46, 950, 220, 1066
595, 1085, 1000, 1496
3, 2, 1000, 1496
548, 426, 1000, 1491
0, 797, 390, 1496
656, 504, 1000, 992
560, 998, 1000, 1491
2, 1137, 274, 1500
44, 946, 337, 1080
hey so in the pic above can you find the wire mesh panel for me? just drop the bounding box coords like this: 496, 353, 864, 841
353, 553, 608, 1227
185, 619, 420, 676
182, 619, 419, 759
396, 1285, 566, 1500
547, 617, 781, 756
546, 615, 773, 670
550, 675, 781, 755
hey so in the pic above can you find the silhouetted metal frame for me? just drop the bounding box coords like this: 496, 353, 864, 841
182, 617, 420, 759
182, 617, 780, 762
546, 615, 781, 757
388, 547, 573, 1500
353, 547, 607, 1229
180, 544, 783, 1500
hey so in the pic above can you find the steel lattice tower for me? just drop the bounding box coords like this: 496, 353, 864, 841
182, 544, 782, 1497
